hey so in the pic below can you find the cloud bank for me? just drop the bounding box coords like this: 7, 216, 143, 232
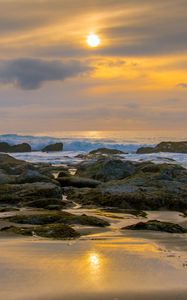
0, 58, 91, 89
0, 0, 186, 131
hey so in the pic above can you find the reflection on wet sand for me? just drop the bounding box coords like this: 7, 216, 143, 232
96, 237, 159, 254
0, 235, 187, 300
0, 211, 187, 300
88, 252, 102, 270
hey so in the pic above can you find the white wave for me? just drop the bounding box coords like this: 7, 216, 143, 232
0, 133, 150, 152
10, 151, 187, 168
1, 133, 187, 167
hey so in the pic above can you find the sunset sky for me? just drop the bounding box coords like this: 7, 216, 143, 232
0, 0, 187, 133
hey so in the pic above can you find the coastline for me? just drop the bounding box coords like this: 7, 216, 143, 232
0, 141, 187, 299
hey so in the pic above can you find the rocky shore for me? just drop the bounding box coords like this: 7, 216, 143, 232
64, 157, 187, 211
0, 149, 186, 239
0, 153, 109, 239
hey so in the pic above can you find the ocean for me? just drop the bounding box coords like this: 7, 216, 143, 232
0, 131, 187, 166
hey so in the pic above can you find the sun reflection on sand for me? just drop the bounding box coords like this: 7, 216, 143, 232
0, 238, 187, 300
86, 251, 106, 281
89, 253, 100, 268
96, 237, 159, 254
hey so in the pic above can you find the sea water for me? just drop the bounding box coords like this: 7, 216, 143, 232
0, 130, 187, 166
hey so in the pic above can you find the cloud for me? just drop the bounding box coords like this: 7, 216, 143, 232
1, 0, 187, 59
177, 83, 187, 88
0, 58, 91, 90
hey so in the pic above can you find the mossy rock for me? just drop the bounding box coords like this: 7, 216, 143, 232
7, 211, 110, 227
25, 198, 63, 209
122, 220, 187, 233
0, 182, 62, 204
0, 224, 80, 239
101, 208, 147, 218
34, 224, 80, 239
76, 158, 137, 182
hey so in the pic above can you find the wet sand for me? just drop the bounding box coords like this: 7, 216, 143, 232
0, 209, 187, 300
0, 235, 187, 300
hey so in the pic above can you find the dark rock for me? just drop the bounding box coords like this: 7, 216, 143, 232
0, 182, 62, 204
0, 154, 62, 206
0, 142, 31, 153
76, 158, 137, 182
76, 148, 126, 160
42, 143, 63, 152
6, 211, 110, 227
136, 146, 155, 154
16, 169, 53, 184
34, 224, 80, 239
122, 220, 187, 233
0, 142, 12, 152
137, 162, 161, 173
10, 143, 31, 153
0, 226, 33, 236
0, 224, 80, 239
0, 154, 53, 180
89, 148, 125, 155
58, 170, 70, 178
57, 176, 101, 188
68, 161, 187, 211
137, 141, 187, 154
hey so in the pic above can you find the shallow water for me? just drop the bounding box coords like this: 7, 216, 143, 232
0, 210, 187, 300
9, 150, 187, 170
0, 235, 187, 300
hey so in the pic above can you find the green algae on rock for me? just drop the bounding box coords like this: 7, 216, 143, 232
122, 220, 187, 233
0, 224, 80, 239
67, 160, 187, 211
6, 211, 110, 227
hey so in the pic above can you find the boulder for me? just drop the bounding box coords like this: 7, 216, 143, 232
76, 158, 137, 182
26, 198, 64, 210
6, 211, 110, 227
0, 182, 62, 204
42, 143, 63, 152
9, 143, 31, 153
0, 142, 11, 152
122, 220, 187, 233
137, 141, 187, 154
0, 154, 62, 206
68, 161, 187, 211
76, 148, 126, 160
0, 142, 31, 153
16, 169, 54, 184
0, 224, 80, 239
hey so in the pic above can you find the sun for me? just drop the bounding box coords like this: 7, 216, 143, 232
87, 34, 100, 47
